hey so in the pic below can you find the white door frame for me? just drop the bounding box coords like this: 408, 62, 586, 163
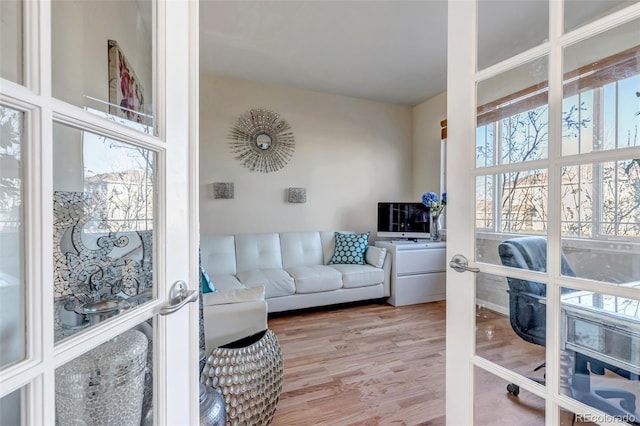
0, 0, 200, 423
445, 2, 477, 425
445, 1, 640, 425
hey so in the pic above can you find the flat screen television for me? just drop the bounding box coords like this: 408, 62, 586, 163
377, 202, 430, 239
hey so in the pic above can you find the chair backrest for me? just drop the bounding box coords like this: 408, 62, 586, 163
497, 236, 576, 346
498, 236, 576, 279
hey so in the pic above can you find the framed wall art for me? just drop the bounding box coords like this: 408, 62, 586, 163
108, 39, 145, 124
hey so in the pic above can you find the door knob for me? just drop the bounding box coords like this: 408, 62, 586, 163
449, 254, 480, 273
159, 280, 198, 316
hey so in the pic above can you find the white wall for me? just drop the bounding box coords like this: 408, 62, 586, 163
199, 75, 414, 236
412, 91, 447, 200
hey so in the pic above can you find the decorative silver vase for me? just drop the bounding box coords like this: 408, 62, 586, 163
55, 329, 148, 426
431, 213, 442, 241
201, 329, 283, 426
199, 383, 226, 425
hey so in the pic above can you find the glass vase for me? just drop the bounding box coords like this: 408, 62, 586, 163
431, 214, 442, 242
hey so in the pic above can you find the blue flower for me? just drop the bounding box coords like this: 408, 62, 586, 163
422, 191, 447, 216
422, 192, 439, 206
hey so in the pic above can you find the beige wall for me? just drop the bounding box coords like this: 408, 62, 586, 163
412, 91, 447, 200
199, 75, 414, 236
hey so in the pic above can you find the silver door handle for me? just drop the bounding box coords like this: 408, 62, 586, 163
159, 280, 199, 316
449, 254, 480, 273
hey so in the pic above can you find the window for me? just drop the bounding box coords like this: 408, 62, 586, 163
476, 45, 640, 239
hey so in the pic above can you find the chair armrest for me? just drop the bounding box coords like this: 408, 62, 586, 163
521, 291, 545, 302
202, 286, 265, 306
509, 289, 546, 304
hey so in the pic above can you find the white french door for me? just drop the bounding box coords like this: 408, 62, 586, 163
0, 1, 200, 424
446, 1, 640, 425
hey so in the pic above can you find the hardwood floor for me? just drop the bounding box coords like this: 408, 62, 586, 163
269, 301, 448, 425
266, 300, 640, 425
268, 301, 552, 426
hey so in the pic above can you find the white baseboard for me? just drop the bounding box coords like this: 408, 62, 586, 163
475, 298, 509, 316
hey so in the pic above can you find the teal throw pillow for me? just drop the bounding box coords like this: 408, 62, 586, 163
328, 232, 370, 265
200, 265, 217, 293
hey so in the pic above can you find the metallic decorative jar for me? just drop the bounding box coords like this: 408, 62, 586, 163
201, 329, 284, 426
55, 329, 148, 425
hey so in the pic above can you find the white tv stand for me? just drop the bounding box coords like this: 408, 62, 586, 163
375, 240, 446, 306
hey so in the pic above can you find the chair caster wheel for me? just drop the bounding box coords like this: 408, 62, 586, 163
507, 383, 520, 397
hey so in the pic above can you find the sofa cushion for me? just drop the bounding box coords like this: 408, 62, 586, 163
319, 230, 350, 264
235, 233, 284, 272
328, 264, 384, 288
328, 232, 369, 265
210, 274, 245, 292
286, 265, 343, 294
280, 231, 324, 268
200, 235, 237, 275
236, 269, 296, 298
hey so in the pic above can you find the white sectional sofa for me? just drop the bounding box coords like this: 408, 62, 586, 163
200, 230, 391, 314
200, 231, 390, 352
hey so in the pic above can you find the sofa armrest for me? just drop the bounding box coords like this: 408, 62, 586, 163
202, 299, 268, 354
202, 285, 265, 306
201, 285, 268, 353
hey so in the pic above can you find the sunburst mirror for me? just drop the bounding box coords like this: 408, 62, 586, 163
228, 109, 295, 173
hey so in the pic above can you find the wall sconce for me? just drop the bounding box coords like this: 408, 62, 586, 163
212, 182, 234, 199
288, 187, 306, 203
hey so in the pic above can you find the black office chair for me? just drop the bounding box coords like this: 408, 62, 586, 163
498, 237, 638, 421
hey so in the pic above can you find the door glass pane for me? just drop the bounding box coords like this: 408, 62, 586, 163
0, 105, 25, 368
55, 322, 153, 425
0, 0, 23, 84
562, 19, 640, 155
559, 408, 598, 426
474, 367, 545, 425
52, 122, 156, 343
51, 0, 155, 134
475, 169, 549, 265
564, 0, 639, 33
477, 58, 549, 167
561, 160, 640, 284
0, 387, 24, 425
476, 272, 547, 387
477, 0, 548, 70
559, 287, 639, 424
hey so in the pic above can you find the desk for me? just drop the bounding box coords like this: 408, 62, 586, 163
562, 282, 640, 376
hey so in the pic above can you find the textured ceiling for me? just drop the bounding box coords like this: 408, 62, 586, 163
198, 0, 634, 106
200, 0, 448, 106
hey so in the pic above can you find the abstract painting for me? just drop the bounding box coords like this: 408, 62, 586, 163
108, 39, 145, 124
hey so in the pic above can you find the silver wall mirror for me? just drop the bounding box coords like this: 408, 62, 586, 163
228, 109, 295, 173
255, 133, 272, 150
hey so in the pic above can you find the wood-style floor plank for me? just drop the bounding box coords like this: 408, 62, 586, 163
268, 301, 623, 425
268, 301, 448, 425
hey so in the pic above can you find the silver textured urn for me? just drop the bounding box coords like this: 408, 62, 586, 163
201, 329, 284, 425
